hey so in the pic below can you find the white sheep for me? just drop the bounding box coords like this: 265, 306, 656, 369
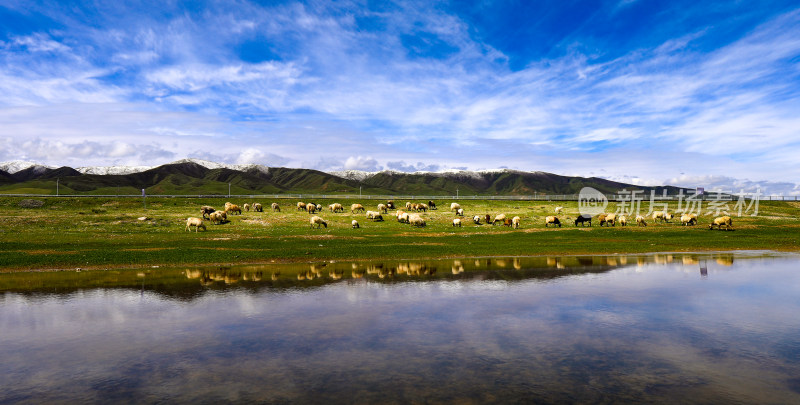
680, 213, 698, 226
185, 217, 206, 232
310, 215, 327, 228
555, 206, 563, 214
253, 203, 263, 212
329, 203, 344, 213
709, 216, 733, 230
453, 218, 462, 227
297, 202, 306, 211
306, 203, 317, 214
618, 215, 627, 226
271, 202, 280, 212
450, 202, 461, 212
652, 211, 673, 223
473, 215, 481, 225
544, 216, 561, 227
636, 215, 647, 226
492, 213, 506, 225
605, 213, 617, 226
512, 216, 521, 229
351, 203, 365, 213
366, 211, 384, 221
409, 214, 426, 227
377, 203, 387, 213
352, 220, 360, 229
456, 208, 464, 217
397, 212, 410, 223
243, 203, 250, 212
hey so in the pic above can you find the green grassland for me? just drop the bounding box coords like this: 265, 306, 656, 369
1, 196, 798, 271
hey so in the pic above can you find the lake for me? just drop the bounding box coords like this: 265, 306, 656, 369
2, 252, 800, 403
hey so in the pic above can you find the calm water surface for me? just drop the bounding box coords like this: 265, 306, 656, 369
2, 252, 800, 404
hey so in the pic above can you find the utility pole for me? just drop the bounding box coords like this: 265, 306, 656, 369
360, 186, 362, 198
56, 178, 59, 196
228, 183, 231, 198
456, 187, 459, 199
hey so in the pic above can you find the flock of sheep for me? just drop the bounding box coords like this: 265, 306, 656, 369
184, 199, 734, 232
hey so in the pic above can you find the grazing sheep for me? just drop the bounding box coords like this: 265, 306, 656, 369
310, 215, 327, 228
555, 206, 564, 214
636, 215, 647, 226
226, 204, 242, 215
409, 214, 426, 227
377, 203, 387, 213
456, 208, 464, 217
596, 213, 607, 226
512, 216, 521, 229
243, 203, 250, 212
428, 200, 437, 210
450, 202, 461, 212
652, 211, 673, 223
681, 214, 698, 226
545, 216, 561, 227
366, 211, 384, 221
709, 216, 733, 231
603, 213, 617, 227
271, 202, 280, 212
297, 202, 307, 211
485, 214, 491, 224
417, 203, 428, 212
574, 215, 592, 227
185, 217, 206, 232
492, 214, 507, 225
503, 218, 513, 227
386, 200, 395, 209
453, 218, 462, 227
619, 215, 627, 226
351, 203, 365, 213
306, 203, 318, 214
329, 203, 344, 213
253, 203, 263, 212
352, 220, 360, 229
473, 215, 481, 225
209, 211, 225, 225
200, 206, 215, 219
406, 202, 413, 210
224, 202, 233, 211
397, 212, 410, 223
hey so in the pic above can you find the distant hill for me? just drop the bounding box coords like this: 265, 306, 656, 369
0, 159, 681, 196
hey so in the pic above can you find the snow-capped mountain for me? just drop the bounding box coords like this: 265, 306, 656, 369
77, 165, 154, 175
0, 158, 273, 176
168, 158, 270, 174
328, 168, 527, 181
0, 160, 55, 174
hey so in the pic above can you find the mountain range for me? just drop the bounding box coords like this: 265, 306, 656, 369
0, 158, 681, 196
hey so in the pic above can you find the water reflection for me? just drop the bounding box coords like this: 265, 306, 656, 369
0, 252, 772, 298
2, 251, 799, 403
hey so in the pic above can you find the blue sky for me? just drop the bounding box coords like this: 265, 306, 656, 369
1, 0, 799, 194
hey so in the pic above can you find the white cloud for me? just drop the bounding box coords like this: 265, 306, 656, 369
343, 156, 382, 172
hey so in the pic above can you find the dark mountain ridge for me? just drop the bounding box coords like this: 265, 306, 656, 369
0, 161, 682, 195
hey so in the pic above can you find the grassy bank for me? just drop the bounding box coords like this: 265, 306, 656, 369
1, 196, 798, 271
